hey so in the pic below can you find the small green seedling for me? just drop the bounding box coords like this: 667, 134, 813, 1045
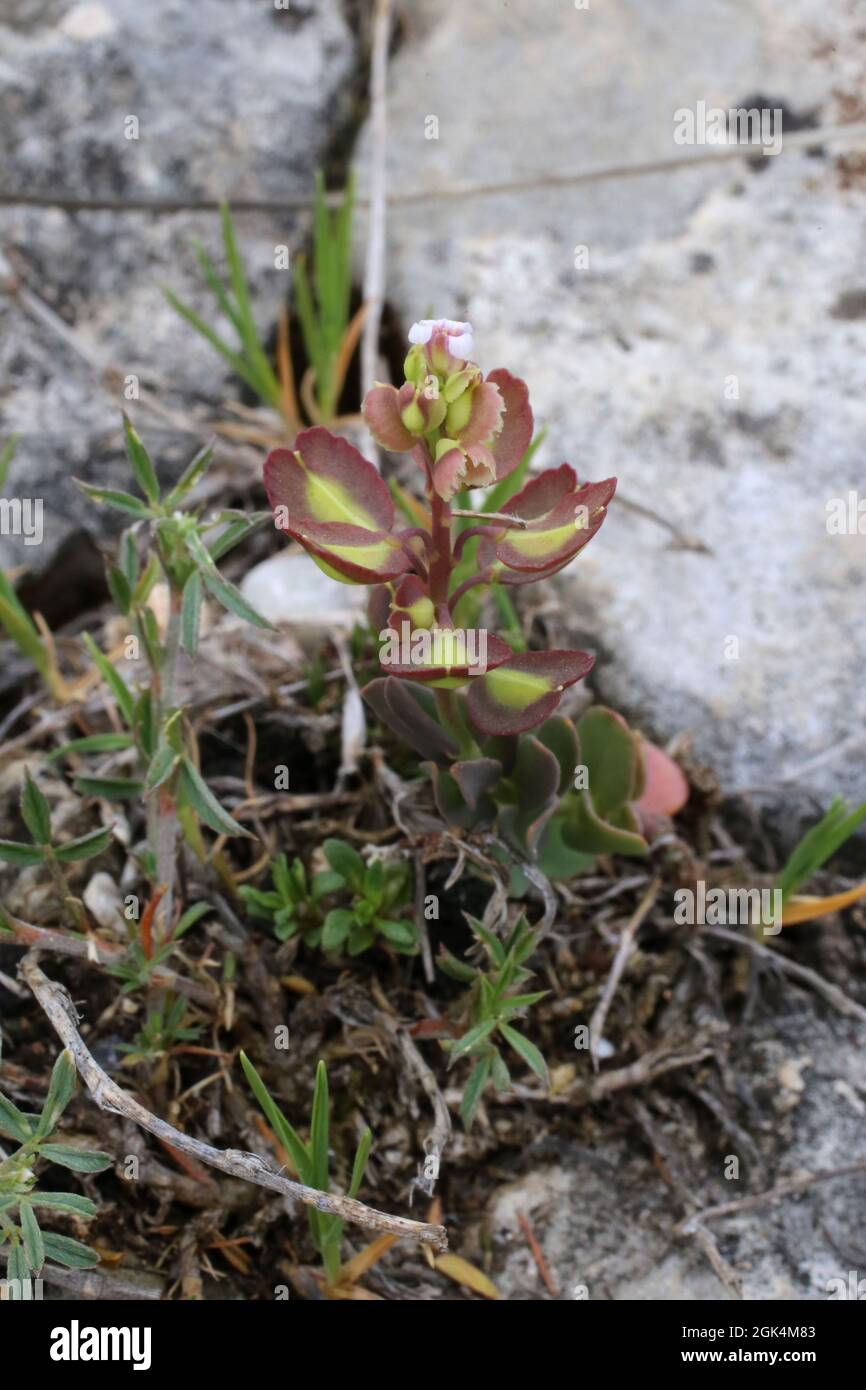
0, 769, 111, 930
117, 995, 200, 1066
238, 852, 343, 943
439, 914, 548, 1128
0, 1048, 110, 1296
318, 839, 416, 955
241, 1054, 372, 1287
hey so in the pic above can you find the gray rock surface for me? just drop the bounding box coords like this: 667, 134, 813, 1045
486, 998, 866, 1300
0, 0, 357, 565
356, 0, 866, 817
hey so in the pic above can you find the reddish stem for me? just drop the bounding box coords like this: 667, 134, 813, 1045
429, 487, 453, 608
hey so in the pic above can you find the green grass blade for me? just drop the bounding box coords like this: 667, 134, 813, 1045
310, 1060, 330, 1193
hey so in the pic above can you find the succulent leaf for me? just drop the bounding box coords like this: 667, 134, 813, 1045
466, 650, 594, 737
264, 429, 411, 584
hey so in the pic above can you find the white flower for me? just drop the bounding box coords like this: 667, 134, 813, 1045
408, 317, 474, 360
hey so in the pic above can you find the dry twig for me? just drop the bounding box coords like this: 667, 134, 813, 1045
20, 954, 448, 1251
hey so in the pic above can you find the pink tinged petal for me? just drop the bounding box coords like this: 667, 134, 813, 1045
408, 320, 435, 345
362, 383, 416, 452
458, 379, 504, 447
409, 318, 473, 347
466, 649, 595, 736
486, 369, 533, 481
448, 330, 474, 358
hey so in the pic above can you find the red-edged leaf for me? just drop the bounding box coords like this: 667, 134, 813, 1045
362, 383, 416, 452
492, 467, 616, 578
264, 429, 410, 584
466, 650, 594, 736
486, 369, 533, 480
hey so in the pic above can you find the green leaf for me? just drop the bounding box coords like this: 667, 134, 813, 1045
174, 901, 211, 936
498, 1022, 548, 1084
776, 797, 866, 903
31, 1192, 98, 1219
377, 919, 416, 948
239, 1051, 311, 1184
0, 577, 50, 681
464, 915, 506, 968
81, 632, 135, 728
322, 838, 365, 889
47, 733, 135, 762
310, 869, 345, 902
460, 1057, 492, 1129
5, 1243, 29, 1292
75, 481, 152, 519
75, 776, 143, 801
322, 909, 354, 951
21, 768, 51, 844
53, 826, 112, 863
40, 1232, 100, 1269
347, 923, 374, 955
490, 1050, 511, 1092
164, 289, 276, 405
309, 1061, 330, 1193
19, 1203, 44, 1273
0, 1090, 34, 1142
122, 413, 160, 504
163, 442, 214, 509
181, 570, 203, 657
347, 1126, 372, 1200
145, 743, 179, 794
38, 1144, 112, 1172
199, 564, 273, 630
449, 1019, 497, 1065
500, 990, 548, 1016
0, 839, 45, 866
205, 513, 268, 562
106, 564, 133, 615
178, 758, 253, 838
36, 1049, 77, 1136
437, 947, 476, 983
219, 202, 281, 404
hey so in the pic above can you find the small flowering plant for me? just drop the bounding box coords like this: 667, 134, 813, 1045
264, 320, 684, 876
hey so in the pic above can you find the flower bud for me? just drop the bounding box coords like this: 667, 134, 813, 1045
445, 389, 474, 436
404, 345, 427, 386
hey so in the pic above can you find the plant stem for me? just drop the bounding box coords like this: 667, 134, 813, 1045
429, 488, 453, 608
152, 586, 183, 942
434, 688, 477, 758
